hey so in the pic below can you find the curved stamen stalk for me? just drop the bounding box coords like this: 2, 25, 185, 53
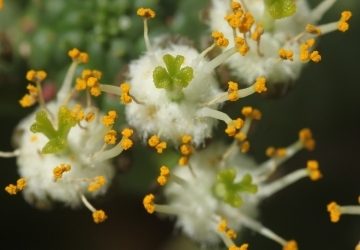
0, 149, 20, 158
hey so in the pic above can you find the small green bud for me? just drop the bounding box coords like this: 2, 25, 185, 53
265, 0, 297, 19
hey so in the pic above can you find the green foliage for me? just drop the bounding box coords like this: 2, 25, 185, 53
213, 168, 258, 207
153, 54, 193, 101
265, 0, 297, 19
30, 106, 77, 154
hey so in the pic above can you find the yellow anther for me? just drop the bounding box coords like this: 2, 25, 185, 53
307, 160, 322, 181
104, 130, 117, 145
148, 135, 160, 147
92, 209, 107, 224
226, 229, 237, 239
121, 128, 134, 138
251, 24, 264, 42
235, 132, 246, 142
235, 37, 249, 56
240, 141, 250, 153
338, 11, 352, 32
75, 78, 87, 91
310, 51, 321, 63
239, 12, 255, 33
253, 76, 267, 93
86, 77, 98, 88
241, 106, 253, 117
53, 164, 71, 181
306, 38, 315, 48
26, 84, 38, 95
283, 240, 298, 250
327, 202, 341, 222
90, 86, 101, 97
279, 48, 294, 61
178, 156, 189, 166
70, 104, 84, 122
102, 110, 117, 127
299, 128, 315, 150
79, 52, 89, 64
26, 70, 37, 81
180, 144, 192, 156
305, 24, 321, 35
120, 82, 133, 104
19, 94, 36, 108
137, 7, 156, 18
229, 244, 249, 250
181, 135, 192, 144
217, 218, 228, 232
155, 141, 167, 154
225, 12, 243, 29
85, 112, 95, 122
143, 193, 155, 214
26, 70, 47, 82
68, 48, 80, 60
225, 124, 237, 137
5, 184, 17, 195
231, 1, 242, 12
225, 118, 244, 137
120, 138, 133, 150
82, 69, 92, 79
212, 31, 229, 47
16, 178, 27, 191
234, 118, 244, 129
157, 165, 170, 186
228, 81, 239, 101
276, 148, 287, 157
266, 147, 276, 157
88, 176, 106, 192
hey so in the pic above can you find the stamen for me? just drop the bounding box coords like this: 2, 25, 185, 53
202, 47, 237, 74
100, 84, 144, 105
137, 8, 156, 52
0, 149, 20, 158
196, 107, 232, 124
143, 193, 181, 215
5, 178, 27, 195
81, 194, 107, 223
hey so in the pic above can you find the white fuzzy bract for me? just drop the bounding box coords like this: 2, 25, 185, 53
126, 45, 222, 146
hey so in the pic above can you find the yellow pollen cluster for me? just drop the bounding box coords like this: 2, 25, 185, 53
253, 76, 267, 93
225, 118, 244, 137
227, 81, 239, 101
212, 31, 229, 47
75, 69, 102, 96
251, 24, 264, 42
148, 135, 167, 154
242, 106, 262, 120
102, 110, 117, 127
104, 130, 117, 144
70, 104, 84, 122
229, 244, 249, 250
143, 193, 155, 214
53, 164, 71, 181
5, 178, 27, 195
306, 160, 322, 181
298, 128, 315, 151
300, 39, 321, 63
26, 69, 47, 82
305, 24, 321, 35
137, 7, 156, 19
85, 112, 95, 122
283, 240, 298, 250
327, 201, 341, 222
19, 84, 39, 108
120, 128, 134, 150
157, 165, 170, 186
217, 218, 237, 240
88, 176, 106, 192
235, 36, 249, 56
120, 83, 132, 104
279, 48, 294, 61
266, 147, 287, 158
68, 48, 89, 64
179, 135, 193, 166
338, 11, 352, 32
92, 209, 107, 224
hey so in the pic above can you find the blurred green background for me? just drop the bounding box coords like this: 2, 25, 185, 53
0, 0, 359, 249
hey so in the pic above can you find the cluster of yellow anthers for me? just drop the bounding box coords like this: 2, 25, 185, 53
266, 146, 287, 158
299, 38, 321, 63
148, 135, 167, 154
19, 70, 47, 107
53, 164, 71, 181
212, 31, 229, 47
227, 76, 267, 102
120, 83, 132, 104
68, 48, 89, 64
224, 1, 264, 56
156, 166, 170, 186
218, 218, 237, 240
75, 69, 102, 96
327, 201, 341, 223
306, 160, 322, 181
136, 7, 156, 19
102, 110, 117, 127
338, 11, 352, 32
178, 135, 193, 166
143, 193, 155, 214
88, 176, 106, 192
120, 128, 134, 150
5, 178, 26, 195
92, 209, 107, 224
298, 128, 315, 151
278, 48, 294, 61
